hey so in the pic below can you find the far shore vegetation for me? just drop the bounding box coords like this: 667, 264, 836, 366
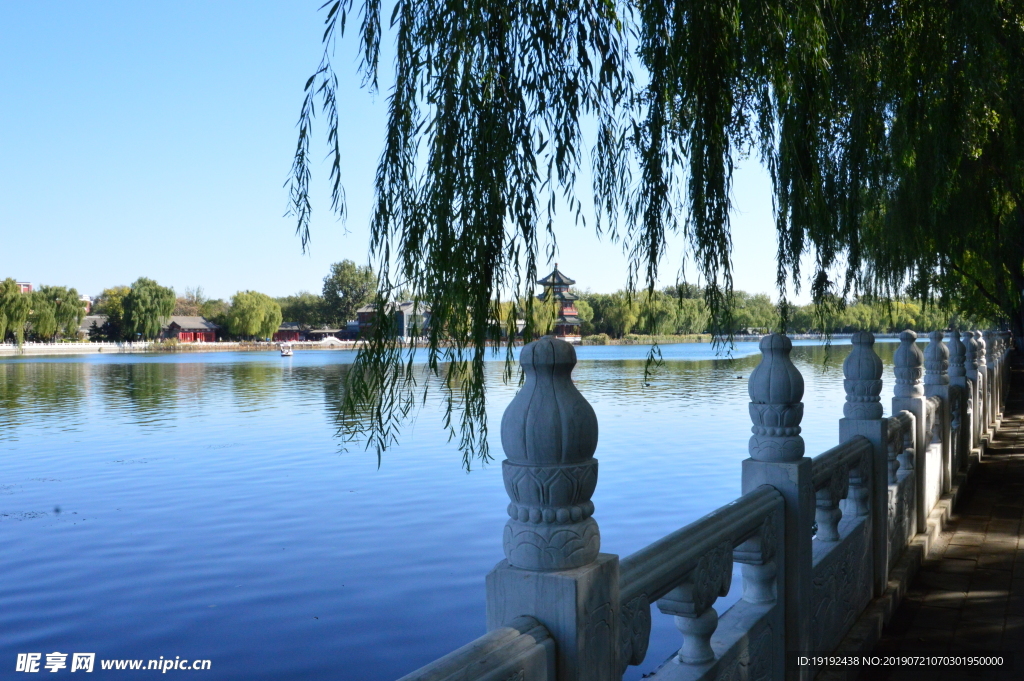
2, 270, 991, 347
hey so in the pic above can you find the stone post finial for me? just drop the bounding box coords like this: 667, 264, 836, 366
894, 330, 924, 398
500, 336, 600, 570
998, 330, 1011, 353
843, 331, 883, 419
747, 333, 804, 462
975, 330, 987, 364
964, 331, 979, 379
949, 330, 966, 379
924, 331, 949, 387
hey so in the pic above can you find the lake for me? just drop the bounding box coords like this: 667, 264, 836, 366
0, 340, 904, 679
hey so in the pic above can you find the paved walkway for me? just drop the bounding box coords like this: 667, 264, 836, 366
862, 355, 1024, 680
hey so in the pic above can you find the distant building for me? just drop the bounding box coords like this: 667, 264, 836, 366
78, 315, 108, 339
273, 323, 307, 342
357, 301, 431, 338
17, 282, 32, 293
161, 316, 219, 342
537, 264, 581, 340
79, 295, 93, 313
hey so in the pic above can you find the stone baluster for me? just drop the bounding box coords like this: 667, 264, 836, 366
924, 331, 952, 495
975, 330, 988, 444
887, 424, 901, 484
893, 330, 925, 535
839, 331, 889, 595
897, 425, 916, 474
998, 330, 1012, 407
734, 512, 780, 604
965, 331, 980, 455
984, 330, 996, 433
948, 331, 968, 473
815, 466, 849, 542
486, 336, 619, 681
741, 333, 813, 677
991, 331, 1004, 419
658, 543, 733, 664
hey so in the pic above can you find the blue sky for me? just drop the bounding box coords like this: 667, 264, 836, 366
1, 2, 804, 303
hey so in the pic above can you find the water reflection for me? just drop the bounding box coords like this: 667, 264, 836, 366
0, 362, 87, 437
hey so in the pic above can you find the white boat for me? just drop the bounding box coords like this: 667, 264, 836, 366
279, 343, 293, 357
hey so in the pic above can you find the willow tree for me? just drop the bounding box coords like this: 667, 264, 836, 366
291, 0, 1024, 464
31, 286, 88, 340
0, 279, 31, 344
227, 291, 283, 340
123, 278, 175, 340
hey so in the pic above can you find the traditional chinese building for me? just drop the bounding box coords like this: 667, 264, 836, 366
161, 316, 219, 343
537, 264, 581, 341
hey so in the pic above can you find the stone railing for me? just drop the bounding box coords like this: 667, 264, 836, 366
397, 328, 1013, 681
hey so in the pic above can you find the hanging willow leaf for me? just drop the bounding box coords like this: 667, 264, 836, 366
289, 0, 1024, 466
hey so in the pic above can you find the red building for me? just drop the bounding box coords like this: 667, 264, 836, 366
273, 323, 307, 342
162, 316, 219, 342
537, 265, 581, 340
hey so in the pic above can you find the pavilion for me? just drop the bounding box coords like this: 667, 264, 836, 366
537, 264, 581, 341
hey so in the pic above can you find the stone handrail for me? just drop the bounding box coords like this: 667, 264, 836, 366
396, 328, 1012, 681
395, 616, 555, 681
810, 437, 872, 541
617, 485, 783, 668
810, 437, 871, 491
620, 486, 783, 605
886, 411, 916, 483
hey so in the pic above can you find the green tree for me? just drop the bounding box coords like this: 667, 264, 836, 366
27, 286, 86, 340
123, 278, 175, 340
0, 279, 31, 344
277, 291, 325, 327
673, 298, 710, 335
94, 286, 131, 340
575, 298, 594, 333
200, 298, 231, 328
29, 293, 57, 340
321, 261, 376, 327
227, 291, 282, 339
604, 293, 639, 338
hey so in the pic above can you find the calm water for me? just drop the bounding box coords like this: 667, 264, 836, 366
0, 341, 904, 680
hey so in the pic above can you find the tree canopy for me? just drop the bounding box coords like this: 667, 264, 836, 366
292, 0, 1024, 465
321, 260, 377, 327
30, 286, 87, 340
227, 291, 283, 339
0, 279, 31, 344
123, 278, 175, 340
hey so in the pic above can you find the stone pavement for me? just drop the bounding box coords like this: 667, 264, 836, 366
861, 355, 1024, 681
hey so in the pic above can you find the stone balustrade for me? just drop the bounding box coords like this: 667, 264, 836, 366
398, 328, 1013, 681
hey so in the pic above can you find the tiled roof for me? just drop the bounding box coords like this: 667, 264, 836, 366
165, 316, 219, 330
537, 265, 575, 286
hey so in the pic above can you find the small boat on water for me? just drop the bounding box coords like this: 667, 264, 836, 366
279, 343, 293, 357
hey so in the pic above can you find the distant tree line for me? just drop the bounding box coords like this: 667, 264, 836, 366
571, 285, 992, 339
9, 266, 975, 344
2, 260, 378, 344
0, 278, 88, 343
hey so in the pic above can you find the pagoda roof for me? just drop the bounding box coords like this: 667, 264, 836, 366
537, 265, 575, 286
555, 315, 581, 325
537, 289, 578, 302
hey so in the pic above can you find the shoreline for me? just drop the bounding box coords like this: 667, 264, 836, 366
0, 332, 905, 357
0, 340, 365, 357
